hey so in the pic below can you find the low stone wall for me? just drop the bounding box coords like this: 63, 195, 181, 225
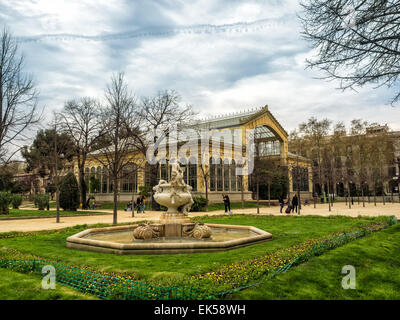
66, 223, 272, 255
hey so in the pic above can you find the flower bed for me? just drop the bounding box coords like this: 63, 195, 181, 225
189, 217, 398, 298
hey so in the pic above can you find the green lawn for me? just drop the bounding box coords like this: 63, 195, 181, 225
0, 268, 97, 300
0, 209, 107, 218
231, 223, 400, 299
0, 215, 387, 286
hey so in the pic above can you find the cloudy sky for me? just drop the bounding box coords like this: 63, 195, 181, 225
1, 0, 399, 133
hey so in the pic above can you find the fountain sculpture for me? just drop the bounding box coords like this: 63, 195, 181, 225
133, 163, 212, 239
66, 163, 272, 254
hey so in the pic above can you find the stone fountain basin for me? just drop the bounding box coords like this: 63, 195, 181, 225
66, 224, 273, 255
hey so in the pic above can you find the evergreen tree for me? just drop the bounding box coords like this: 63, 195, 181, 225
60, 173, 79, 211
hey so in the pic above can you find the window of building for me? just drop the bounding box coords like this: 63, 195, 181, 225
102, 166, 108, 193
145, 163, 151, 186
85, 167, 90, 188
121, 164, 137, 193
210, 157, 216, 191
108, 166, 114, 193
180, 158, 188, 184
224, 159, 230, 191
292, 167, 309, 191
188, 157, 197, 191
230, 160, 236, 191
160, 160, 168, 181
217, 158, 223, 191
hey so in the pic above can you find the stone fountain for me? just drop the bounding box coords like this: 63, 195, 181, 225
66, 163, 272, 254
133, 163, 212, 240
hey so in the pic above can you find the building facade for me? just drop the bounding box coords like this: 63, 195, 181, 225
75, 106, 313, 203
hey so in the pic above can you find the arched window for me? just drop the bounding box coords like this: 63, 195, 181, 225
217, 158, 223, 191
108, 166, 114, 193
160, 160, 168, 181
223, 159, 230, 191
144, 163, 151, 186
121, 164, 137, 193
179, 158, 188, 184
102, 166, 108, 193
188, 157, 197, 191
210, 157, 216, 191
84, 167, 90, 188
230, 160, 236, 191
236, 160, 242, 191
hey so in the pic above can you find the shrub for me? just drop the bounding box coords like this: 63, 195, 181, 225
60, 173, 79, 211
0, 192, 12, 214
11, 194, 23, 209
34, 194, 49, 210
191, 196, 207, 212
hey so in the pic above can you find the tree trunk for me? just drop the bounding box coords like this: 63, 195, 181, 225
382, 185, 385, 205
374, 185, 377, 206
313, 184, 316, 208
113, 176, 118, 225
56, 184, 60, 223
79, 166, 87, 209
298, 190, 301, 215
268, 183, 271, 208
327, 182, 331, 212
348, 182, 351, 209
205, 179, 209, 212
241, 176, 244, 209
256, 182, 260, 214
361, 183, 365, 207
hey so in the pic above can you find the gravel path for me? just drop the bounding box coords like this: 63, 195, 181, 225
0, 202, 398, 233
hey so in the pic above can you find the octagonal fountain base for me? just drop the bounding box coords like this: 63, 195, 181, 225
66, 223, 273, 255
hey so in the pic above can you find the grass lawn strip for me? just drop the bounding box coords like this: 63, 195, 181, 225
0, 216, 395, 299
0, 209, 108, 219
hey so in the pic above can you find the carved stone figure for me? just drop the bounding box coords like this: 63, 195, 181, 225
182, 222, 212, 239
133, 222, 160, 240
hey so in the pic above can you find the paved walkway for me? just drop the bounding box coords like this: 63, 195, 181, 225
1, 202, 399, 233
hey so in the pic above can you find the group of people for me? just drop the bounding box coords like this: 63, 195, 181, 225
279, 194, 300, 214
125, 195, 146, 214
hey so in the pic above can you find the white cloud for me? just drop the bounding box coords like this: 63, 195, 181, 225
0, 0, 398, 144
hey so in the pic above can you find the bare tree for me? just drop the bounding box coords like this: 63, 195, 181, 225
135, 90, 196, 210
297, 117, 332, 205
0, 27, 40, 163
300, 0, 400, 104
93, 73, 139, 225
59, 97, 104, 209
50, 115, 72, 223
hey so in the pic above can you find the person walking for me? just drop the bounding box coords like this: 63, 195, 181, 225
141, 196, 146, 214
136, 196, 142, 214
291, 194, 299, 213
223, 194, 231, 214
278, 195, 284, 213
